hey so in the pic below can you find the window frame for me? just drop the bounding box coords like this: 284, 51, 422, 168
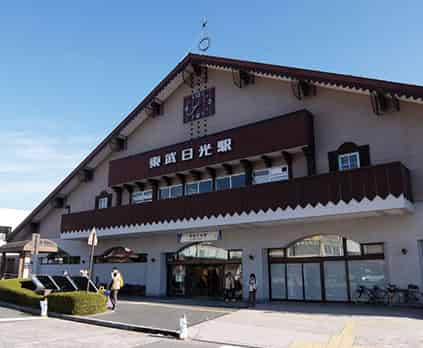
159, 184, 183, 200
185, 178, 213, 196
338, 152, 361, 171
131, 189, 153, 204
215, 172, 246, 191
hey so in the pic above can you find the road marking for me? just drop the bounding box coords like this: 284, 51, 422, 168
0, 317, 44, 322
118, 300, 235, 313
289, 320, 371, 348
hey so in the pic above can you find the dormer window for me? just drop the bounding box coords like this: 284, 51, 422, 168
328, 142, 370, 172
98, 197, 109, 209
338, 152, 360, 171
95, 191, 112, 209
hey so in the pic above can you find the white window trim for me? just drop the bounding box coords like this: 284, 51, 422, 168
338, 152, 360, 171
132, 189, 153, 204
98, 197, 109, 209
185, 178, 213, 195
159, 184, 183, 199
216, 172, 245, 190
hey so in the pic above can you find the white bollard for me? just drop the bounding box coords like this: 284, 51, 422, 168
40, 299, 48, 317
179, 314, 188, 340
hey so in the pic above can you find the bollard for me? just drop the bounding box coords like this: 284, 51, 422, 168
40, 299, 48, 317
179, 314, 188, 340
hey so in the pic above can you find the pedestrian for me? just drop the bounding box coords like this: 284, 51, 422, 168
109, 267, 123, 310
224, 272, 235, 303
248, 273, 257, 307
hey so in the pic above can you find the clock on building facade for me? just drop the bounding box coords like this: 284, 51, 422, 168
183, 87, 215, 123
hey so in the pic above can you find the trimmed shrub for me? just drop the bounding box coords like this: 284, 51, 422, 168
0, 279, 107, 315
48, 291, 107, 315
0, 278, 42, 308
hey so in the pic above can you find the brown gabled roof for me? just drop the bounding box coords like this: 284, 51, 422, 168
11, 53, 423, 240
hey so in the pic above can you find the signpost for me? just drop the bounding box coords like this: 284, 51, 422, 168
87, 228, 98, 291
31, 233, 41, 275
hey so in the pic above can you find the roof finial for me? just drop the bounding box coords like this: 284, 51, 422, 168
198, 17, 211, 53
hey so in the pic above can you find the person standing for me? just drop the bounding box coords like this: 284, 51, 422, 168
248, 273, 257, 307
109, 267, 122, 310
224, 272, 235, 303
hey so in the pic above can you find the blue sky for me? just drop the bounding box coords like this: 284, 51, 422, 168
1, 1, 422, 210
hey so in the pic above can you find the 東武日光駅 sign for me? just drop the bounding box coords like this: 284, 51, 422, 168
108, 110, 314, 186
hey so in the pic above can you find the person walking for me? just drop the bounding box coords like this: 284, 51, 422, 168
224, 272, 235, 303
109, 267, 123, 310
248, 273, 257, 307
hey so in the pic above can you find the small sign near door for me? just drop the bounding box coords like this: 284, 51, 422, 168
178, 231, 222, 243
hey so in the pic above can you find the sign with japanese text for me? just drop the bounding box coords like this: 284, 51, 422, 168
178, 230, 222, 243
149, 138, 232, 169
109, 110, 313, 186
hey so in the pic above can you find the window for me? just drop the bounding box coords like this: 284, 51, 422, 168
287, 235, 345, 257
170, 243, 241, 261
253, 166, 289, 185
98, 196, 109, 209
94, 247, 147, 263
39, 250, 80, 265
159, 184, 183, 200
185, 179, 213, 196
215, 173, 246, 191
268, 248, 285, 259
362, 243, 384, 255
228, 250, 243, 260
338, 152, 360, 171
132, 190, 153, 204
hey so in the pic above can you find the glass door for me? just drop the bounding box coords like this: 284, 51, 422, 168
324, 261, 348, 301
287, 263, 303, 300
270, 263, 286, 299
303, 263, 322, 301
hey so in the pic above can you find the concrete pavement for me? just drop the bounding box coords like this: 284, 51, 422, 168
0, 316, 227, 348
91, 299, 235, 331
189, 303, 423, 348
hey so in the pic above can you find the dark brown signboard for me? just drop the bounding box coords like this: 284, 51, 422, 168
108, 109, 314, 186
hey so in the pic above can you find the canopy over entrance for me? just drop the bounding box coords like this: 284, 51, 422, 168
0, 238, 58, 254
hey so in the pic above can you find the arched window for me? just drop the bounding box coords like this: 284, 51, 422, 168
286, 235, 361, 257
94, 247, 147, 263
170, 243, 242, 262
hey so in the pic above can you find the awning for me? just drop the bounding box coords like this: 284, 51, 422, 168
0, 239, 58, 254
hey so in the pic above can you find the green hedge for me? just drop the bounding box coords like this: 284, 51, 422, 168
0, 279, 107, 315
49, 291, 107, 315
0, 278, 42, 308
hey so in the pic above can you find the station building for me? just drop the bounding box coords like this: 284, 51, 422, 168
5, 54, 423, 302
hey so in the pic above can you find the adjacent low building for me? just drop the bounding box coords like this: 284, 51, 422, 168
6, 54, 423, 302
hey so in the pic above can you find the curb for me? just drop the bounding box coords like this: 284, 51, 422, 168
48, 312, 180, 338
0, 301, 179, 338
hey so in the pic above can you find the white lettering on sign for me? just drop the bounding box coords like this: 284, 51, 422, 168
181, 148, 194, 161
179, 230, 222, 243
149, 156, 161, 168
199, 143, 212, 158
217, 138, 232, 153
165, 152, 177, 165
149, 138, 233, 168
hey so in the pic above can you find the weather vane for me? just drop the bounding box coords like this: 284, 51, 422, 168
198, 18, 211, 52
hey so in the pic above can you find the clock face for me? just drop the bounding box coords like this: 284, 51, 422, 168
183, 87, 215, 123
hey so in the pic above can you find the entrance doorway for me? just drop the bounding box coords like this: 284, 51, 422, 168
269, 235, 385, 302
167, 243, 242, 299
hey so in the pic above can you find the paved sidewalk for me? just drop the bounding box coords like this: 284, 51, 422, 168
0, 306, 32, 320
91, 299, 235, 331
189, 303, 423, 348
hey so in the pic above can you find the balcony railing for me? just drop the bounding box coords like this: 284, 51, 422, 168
61, 162, 412, 234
